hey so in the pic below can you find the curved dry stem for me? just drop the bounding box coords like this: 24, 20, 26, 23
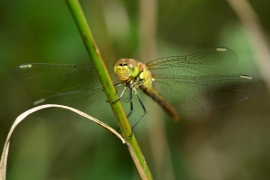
0, 104, 125, 180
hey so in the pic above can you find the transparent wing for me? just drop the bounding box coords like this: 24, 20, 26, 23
147, 48, 237, 77
30, 86, 114, 124
29, 83, 144, 124
10, 62, 123, 123
10, 63, 117, 93
153, 74, 262, 111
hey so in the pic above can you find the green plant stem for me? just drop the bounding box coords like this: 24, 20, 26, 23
65, 0, 152, 179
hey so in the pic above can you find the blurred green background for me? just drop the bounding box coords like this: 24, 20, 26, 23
1, 0, 270, 179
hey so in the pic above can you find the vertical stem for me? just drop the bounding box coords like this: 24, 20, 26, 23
65, 0, 152, 179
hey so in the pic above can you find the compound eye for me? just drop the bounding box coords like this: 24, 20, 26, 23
126, 59, 139, 77
114, 59, 126, 74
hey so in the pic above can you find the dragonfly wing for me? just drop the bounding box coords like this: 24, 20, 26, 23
29, 83, 129, 124
11, 63, 117, 93
153, 75, 262, 111
147, 48, 238, 77
10, 62, 123, 124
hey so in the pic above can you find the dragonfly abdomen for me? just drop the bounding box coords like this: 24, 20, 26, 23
141, 86, 180, 122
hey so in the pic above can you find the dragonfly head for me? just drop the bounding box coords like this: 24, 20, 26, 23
114, 59, 140, 82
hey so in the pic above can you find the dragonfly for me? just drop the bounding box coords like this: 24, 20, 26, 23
11, 48, 262, 125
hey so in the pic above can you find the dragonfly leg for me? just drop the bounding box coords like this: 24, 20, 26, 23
114, 82, 123, 88
113, 82, 123, 96
112, 86, 128, 104
126, 88, 134, 118
106, 82, 123, 103
116, 88, 134, 137
131, 89, 147, 131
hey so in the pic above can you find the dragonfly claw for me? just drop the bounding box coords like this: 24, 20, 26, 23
112, 98, 120, 104
128, 131, 133, 138
116, 127, 133, 138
